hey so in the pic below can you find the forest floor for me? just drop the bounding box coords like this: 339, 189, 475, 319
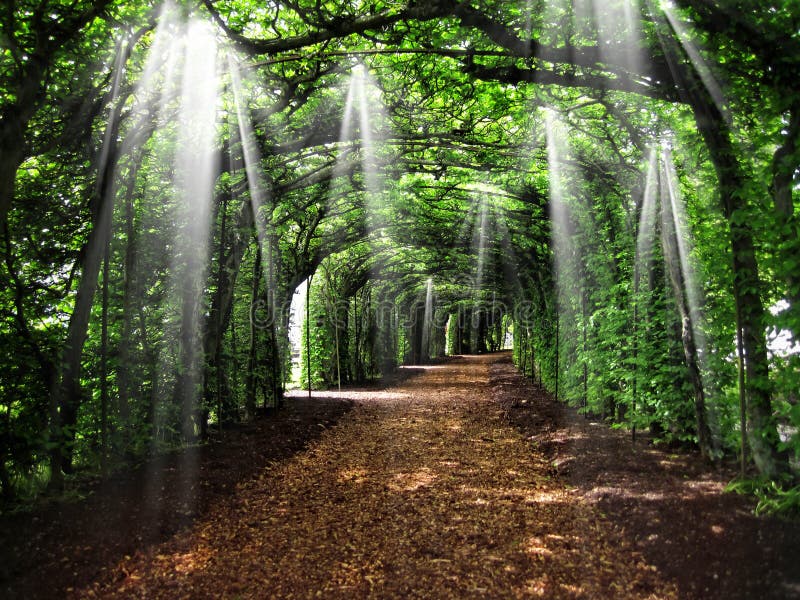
1, 352, 799, 599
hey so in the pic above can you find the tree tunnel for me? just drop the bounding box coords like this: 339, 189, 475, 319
0, 0, 798, 500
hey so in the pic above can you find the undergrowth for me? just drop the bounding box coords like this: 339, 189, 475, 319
726, 477, 800, 520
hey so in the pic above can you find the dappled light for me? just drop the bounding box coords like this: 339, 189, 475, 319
285, 389, 409, 402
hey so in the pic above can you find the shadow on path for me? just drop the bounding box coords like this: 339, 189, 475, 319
0, 397, 354, 599
491, 352, 800, 599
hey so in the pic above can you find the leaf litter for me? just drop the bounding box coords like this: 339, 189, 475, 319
76, 354, 672, 599
4, 353, 797, 599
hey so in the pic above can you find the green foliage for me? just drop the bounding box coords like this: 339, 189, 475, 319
726, 477, 800, 520
1, 0, 799, 504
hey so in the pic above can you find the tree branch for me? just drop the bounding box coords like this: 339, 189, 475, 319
462, 63, 681, 102
202, 0, 453, 56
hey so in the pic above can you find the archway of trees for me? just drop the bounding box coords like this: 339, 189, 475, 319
1, 0, 798, 504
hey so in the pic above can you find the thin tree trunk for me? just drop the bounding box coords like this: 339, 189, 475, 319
271, 235, 286, 405
581, 290, 588, 416
632, 277, 639, 444
353, 293, 360, 381
659, 162, 714, 460
115, 161, 140, 454
306, 274, 313, 397
736, 305, 747, 478
100, 241, 110, 472
554, 310, 559, 401
264, 236, 281, 408
230, 316, 239, 403
265, 237, 274, 409
175, 270, 202, 442
246, 242, 263, 417
215, 193, 229, 426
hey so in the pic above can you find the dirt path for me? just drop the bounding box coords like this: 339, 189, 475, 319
4, 353, 797, 598
492, 353, 800, 599
74, 354, 672, 598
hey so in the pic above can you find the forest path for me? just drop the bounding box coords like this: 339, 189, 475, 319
78, 353, 671, 599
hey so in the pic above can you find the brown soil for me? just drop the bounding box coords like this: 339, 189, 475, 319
1, 352, 798, 598
491, 353, 800, 599
0, 397, 355, 599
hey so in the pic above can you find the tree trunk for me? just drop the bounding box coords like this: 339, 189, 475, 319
0, 143, 24, 238
770, 104, 800, 327
99, 241, 110, 471
139, 305, 158, 438
174, 249, 206, 442
115, 162, 140, 452
271, 282, 292, 404
214, 192, 229, 426
692, 98, 786, 477
173, 199, 213, 442
644, 11, 790, 474
246, 242, 263, 417
48, 138, 122, 483
203, 195, 253, 376
353, 293, 362, 381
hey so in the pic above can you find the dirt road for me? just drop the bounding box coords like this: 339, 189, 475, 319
78, 354, 670, 598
